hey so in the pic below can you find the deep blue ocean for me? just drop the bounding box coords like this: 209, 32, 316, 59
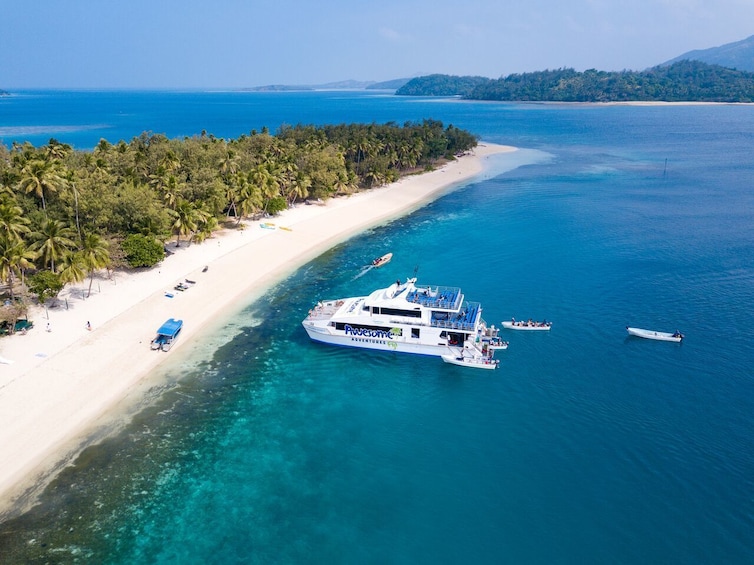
1, 91, 753, 564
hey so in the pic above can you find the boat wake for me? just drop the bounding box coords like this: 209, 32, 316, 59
352, 265, 374, 280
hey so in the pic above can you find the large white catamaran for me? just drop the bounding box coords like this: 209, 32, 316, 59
302, 277, 502, 367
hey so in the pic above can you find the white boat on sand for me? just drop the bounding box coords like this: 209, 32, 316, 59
626, 326, 683, 342
502, 319, 552, 331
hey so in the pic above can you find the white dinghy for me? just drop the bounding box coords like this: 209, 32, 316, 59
626, 326, 683, 343
441, 343, 500, 370
502, 318, 552, 331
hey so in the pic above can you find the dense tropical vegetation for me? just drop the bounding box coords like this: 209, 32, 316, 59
396, 61, 754, 102
0, 121, 477, 330
395, 74, 491, 97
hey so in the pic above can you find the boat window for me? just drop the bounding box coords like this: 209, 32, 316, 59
411, 328, 420, 338
377, 307, 421, 318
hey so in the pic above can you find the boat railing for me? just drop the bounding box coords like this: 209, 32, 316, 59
429, 301, 480, 331
406, 285, 462, 310
431, 319, 477, 331
306, 300, 345, 320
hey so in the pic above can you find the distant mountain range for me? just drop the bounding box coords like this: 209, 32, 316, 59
243, 78, 411, 92
663, 34, 754, 72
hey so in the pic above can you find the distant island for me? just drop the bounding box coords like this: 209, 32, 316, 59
239, 35, 754, 101
244, 78, 411, 92
396, 61, 754, 103
393, 74, 491, 97
0, 89, 9, 96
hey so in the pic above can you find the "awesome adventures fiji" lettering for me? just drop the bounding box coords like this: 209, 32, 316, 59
344, 324, 398, 339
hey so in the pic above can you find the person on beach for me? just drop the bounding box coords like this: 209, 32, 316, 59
86, 321, 92, 331
46, 322, 51, 332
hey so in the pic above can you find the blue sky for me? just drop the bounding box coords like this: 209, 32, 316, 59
2, 0, 752, 89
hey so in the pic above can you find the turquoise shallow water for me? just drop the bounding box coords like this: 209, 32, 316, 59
1, 93, 753, 563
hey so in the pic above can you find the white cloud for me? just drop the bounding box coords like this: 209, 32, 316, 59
379, 27, 407, 42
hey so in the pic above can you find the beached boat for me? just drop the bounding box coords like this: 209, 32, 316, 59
371, 252, 393, 267
302, 277, 496, 359
502, 319, 552, 331
626, 326, 683, 342
150, 318, 183, 352
260, 222, 276, 230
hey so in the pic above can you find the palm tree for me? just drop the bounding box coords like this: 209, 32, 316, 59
218, 150, 239, 179
236, 181, 263, 223
57, 251, 87, 287
223, 172, 244, 220
0, 197, 31, 243
285, 172, 311, 205
161, 174, 183, 209
44, 138, 72, 162
17, 159, 67, 212
0, 234, 36, 298
79, 232, 111, 297
170, 199, 200, 246
30, 218, 76, 272
249, 163, 281, 213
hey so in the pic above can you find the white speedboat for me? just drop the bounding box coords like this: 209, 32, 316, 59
626, 326, 683, 342
441, 351, 499, 370
502, 319, 552, 331
371, 252, 393, 267
303, 277, 494, 358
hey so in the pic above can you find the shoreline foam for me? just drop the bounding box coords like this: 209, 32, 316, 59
0, 142, 516, 518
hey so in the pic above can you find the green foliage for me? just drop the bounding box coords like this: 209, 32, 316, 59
0, 120, 478, 282
27, 270, 64, 304
121, 234, 165, 268
468, 61, 754, 102
396, 74, 491, 96
266, 196, 287, 215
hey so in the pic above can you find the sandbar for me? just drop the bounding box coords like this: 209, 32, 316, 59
0, 142, 516, 518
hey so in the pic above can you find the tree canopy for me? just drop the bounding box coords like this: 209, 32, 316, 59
469, 61, 754, 102
0, 121, 478, 301
394, 61, 754, 102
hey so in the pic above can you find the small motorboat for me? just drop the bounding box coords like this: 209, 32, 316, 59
260, 222, 276, 230
442, 354, 499, 370
626, 326, 683, 342
371, 252, 393, 267
151, 318, 183, 352
502, 319, 552, 331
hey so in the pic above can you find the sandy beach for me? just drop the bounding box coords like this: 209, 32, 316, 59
0, 142, 515, 518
